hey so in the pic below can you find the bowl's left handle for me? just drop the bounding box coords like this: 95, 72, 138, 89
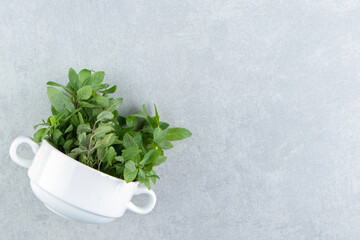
9, 136, 39, 168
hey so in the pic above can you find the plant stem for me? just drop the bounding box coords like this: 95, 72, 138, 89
73, 96, 78, 109
86, 150, 90, 166
79, 144, 87, 150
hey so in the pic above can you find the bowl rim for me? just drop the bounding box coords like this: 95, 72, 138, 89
40, 139, 138, 186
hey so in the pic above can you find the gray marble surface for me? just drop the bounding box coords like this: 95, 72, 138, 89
1, 0, 360, 239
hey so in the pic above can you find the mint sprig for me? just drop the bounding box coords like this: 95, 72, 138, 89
33, 68, 192, 189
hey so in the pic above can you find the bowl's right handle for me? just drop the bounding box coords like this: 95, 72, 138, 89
127, 185, 157, 214
9, 136, 39, 169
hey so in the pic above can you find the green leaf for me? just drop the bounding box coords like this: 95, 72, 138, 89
140, 149, 159, 166
68, 68, 80, 90
92, 108, 102, 118
71, 115, 80, 127
149, 170, 160, 184
125, 160, 136, 172
143, 179, 151, 189
150, 177, 157, 184
131, 112, 146, 118
107, 98, 123, 112
63, 139, 74, 152
138, 169, 146, 183
53, 129, 63, 145
154, 127, 163, 144
97, 147, 106, 161
85, 71, 105, 91
34, 123, 50, 130
94, 133, 115, 149
126, 116, 138, 128
142, 104, 149, 115
133, 132, 143, 147
47, 87, 75, 112
33, 128, 47, 143
78, 132, 87, 145
122, 146, 139, 160
102, 85, 117, 94
68, 147, 87, 158
98, 121, 115, 127
77, 123, 91, 135
46, 81, 64, 88
93, 126, 114, 138
78, 69, 91, 84
115, 164, 125, 175
134, 153, 141, 165
159, 139, 174, 149
93, 93, 109, 107
159, 122, 169, 130
142, 104, 157, 128
124, 165, 138, 183
78, 101, 100, 108
84, 134, 92, 147
47, 81, 75, 96
64, 124, 73, 134
115, 156, 125, 163
154, 156, 167, 166
77, 85, 92, 100
164, 128, 192, 141
105, 147, 116, 167
98, 84, 109, 90
49, 116, 56, 126
113, 109, 119, 119
51, 106, 58, 115
63, 108, 82, 122
63, 87, 75, 96
154, 104, 159, 125
97, 111, 114, 122
55, 111, 66, 122
78, 112, 84, 124
123, 133, 137, 148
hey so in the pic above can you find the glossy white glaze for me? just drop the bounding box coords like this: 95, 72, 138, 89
10, 136, 156, 223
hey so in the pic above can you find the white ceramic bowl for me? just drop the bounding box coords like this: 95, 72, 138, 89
10, 136, 156, 223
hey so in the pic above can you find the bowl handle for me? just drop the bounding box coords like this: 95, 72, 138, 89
9, 136, 39, 168
127, 185, 157, 214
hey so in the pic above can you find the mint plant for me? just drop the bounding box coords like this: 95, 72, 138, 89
33, 68, 192, 189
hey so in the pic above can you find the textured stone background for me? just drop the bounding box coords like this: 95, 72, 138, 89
1, 0, 360, 239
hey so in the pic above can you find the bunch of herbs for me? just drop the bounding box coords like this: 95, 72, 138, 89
33, 68, 192, 189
